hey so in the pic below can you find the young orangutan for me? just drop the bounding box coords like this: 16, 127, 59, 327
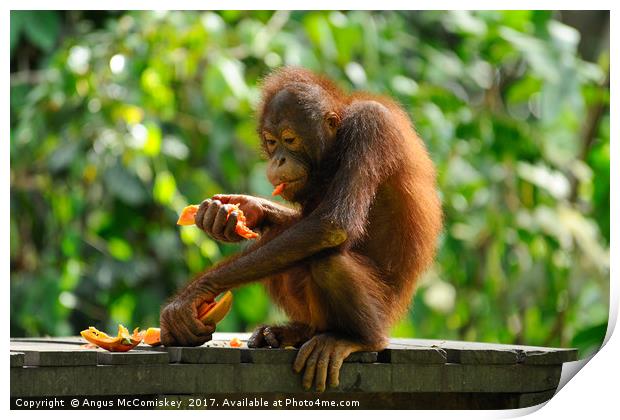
160, 67, 443, 391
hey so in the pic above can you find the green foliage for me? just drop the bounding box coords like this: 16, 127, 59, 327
10, 11, 609, 357
11, 11, 61, 53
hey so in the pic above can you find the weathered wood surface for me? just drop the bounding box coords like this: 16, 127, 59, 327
10, 333, 577, 408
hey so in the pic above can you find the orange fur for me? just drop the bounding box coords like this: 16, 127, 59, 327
259, 68, 443, 344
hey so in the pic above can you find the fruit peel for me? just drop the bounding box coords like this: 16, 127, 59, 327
80, 324, 144, 352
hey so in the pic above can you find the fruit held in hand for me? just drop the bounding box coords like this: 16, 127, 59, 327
177, 204, 258, 239
177, 205, 199, 226
197, 290, 234, 324
80, 325, 144, 352
227, 204, 259, 239
143, 291, 234, 347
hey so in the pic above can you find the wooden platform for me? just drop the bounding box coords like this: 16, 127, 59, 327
10, 333, 577, 409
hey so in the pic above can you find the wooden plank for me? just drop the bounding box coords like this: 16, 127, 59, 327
11, 361, 562, 396
96, 350, 169, 365
13, 364, 388, 396
448, 349, 521, 364
9, 336, 577, 368
517, 389, 556, 407
234, 363, 392, 393
178, 346, 241, 364
380, 344, 447, 364
241, 348, 297, 364
391, 338, 577, 365
152, 346, 182, 363
10, 342, 98, 367
522, 349, 579, 365
391, 363, 562, 393
10, 352, 24, 368
241, 348, 377, 364
345, 352, 378, 363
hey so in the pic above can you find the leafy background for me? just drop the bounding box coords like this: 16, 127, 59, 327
10, 11, 610, 357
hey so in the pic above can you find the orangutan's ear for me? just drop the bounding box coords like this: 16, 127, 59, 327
324, 111, 341, 136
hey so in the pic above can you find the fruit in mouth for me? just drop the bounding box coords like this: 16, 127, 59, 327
271, 183, 286, 196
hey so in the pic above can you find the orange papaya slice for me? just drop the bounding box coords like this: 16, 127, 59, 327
177, 204, 259, 239
197, 290, 234, 324
229, 337, 242, 348
143, 327, 162, 346
80, 324, 144, 352
143, 291, 234, 347
227, 204, 259, 239
271, 183, 286, 196
177, 205, 199, 226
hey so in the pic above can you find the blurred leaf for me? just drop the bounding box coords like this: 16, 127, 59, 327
500, 27, 558, 82
48, 140, 79, 172
103, 164, 148, 206
109, 293, 137, 327
304, 14, 338, 60
572, 322, 607, 357
10, 11, 25, 54
153, 171, 176, 205
21, 11, 61, 52
234, 284, 270, 324
144, 122, 162, 156
117, 105, 144, 125
108, 238, 133, 261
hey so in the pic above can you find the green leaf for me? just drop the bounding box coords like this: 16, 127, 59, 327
108, 238, 133, 261
144, 122, 162, 156
103, 164, 148, 206
48, 141, 79, 172
303, 13, 338, 60
153, 171, 176, 205
10, 11, 25, 54
234, 284, 270, 324
109, 294, 137, 327
572, 322, 607, 357
22, 11, 60, 52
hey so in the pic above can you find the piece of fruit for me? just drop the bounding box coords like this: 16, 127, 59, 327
80, 324, 144, 352
227, 204, 259, 239
197, 290, 234, 324
177, 204, 259, 239
272, 183, 286, 196
142, 291, 234, 347
144, 327, 162, 346
229, 337, 242, 348
177, 205, 199, 226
